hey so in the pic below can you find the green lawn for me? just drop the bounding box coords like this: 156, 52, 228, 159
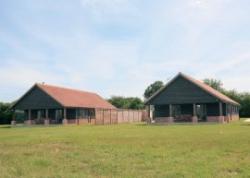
0, 122, 250, 178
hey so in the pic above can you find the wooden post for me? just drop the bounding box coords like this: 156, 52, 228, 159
44, 109, 49, 125
225, 104, 229, 122
192, 104, 198, 123
64, 108, 66, 118
26, 109, 32, 125
63, 108, 68, 125
225, 104, 228, 116
218, 102, 224, 123
133, 111, 134, 122
169, 104, 172, 117
122, 109, 124, 123
37, 110, 40, 120
102, 109, 105, 125
116, 110, 118, 124
193, 104, 196, 116
75, 109, 79, 125
219, 102, 223, 116
45, 109, 49, 119
147, 105, 151, 119
168, 104, 173, 123
138, 110, 139, 122
110, 109, 112, 124
28, 109, 31, 120
11, 109, 16, 125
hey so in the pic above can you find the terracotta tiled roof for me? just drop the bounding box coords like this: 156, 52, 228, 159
37, 83, 116, 109
145, 73, 240, 105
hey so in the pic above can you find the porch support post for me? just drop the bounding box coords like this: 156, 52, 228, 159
28, 109, 31, 120
145, 105, 151, 123
37, 110, 40, 120
27, 109, 32, 125
219, 102, 223, 116
168, 104, 173, 123
219, 102, 224, 123
169, 104, 172, 117
225, 104, 229, 123
76, 109, 79, 125
192, 104, 198, 123
11, 109, 16, 125
63, 108, 68, 125
148, 105, 151, 121
44, 109, 49, 125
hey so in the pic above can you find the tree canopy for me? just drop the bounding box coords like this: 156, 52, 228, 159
144, 81, 164, 99
0, 102, 13, 124
108, 96, 144, 109
203, 78, 223, 92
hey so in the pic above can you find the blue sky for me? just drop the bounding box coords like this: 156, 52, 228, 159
1, 0, 250, 102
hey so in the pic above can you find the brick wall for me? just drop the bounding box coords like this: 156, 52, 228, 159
207, 116, 225, 123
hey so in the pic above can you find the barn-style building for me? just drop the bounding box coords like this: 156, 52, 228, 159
11, 83, 116, 125
145, 73, 240, 123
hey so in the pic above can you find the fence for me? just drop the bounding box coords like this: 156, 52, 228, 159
94, 109, 147, 125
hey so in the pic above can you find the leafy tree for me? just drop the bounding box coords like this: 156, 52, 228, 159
238, 92, 250, 117
203, 78, 223, 92
108, 96, 144, 109
144, 81, 164, 99
127, 97, 144, 109
0, 102, 13, 124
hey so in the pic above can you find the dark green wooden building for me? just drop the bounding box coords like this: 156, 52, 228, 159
145, 73, 240, 123
11, 83, 115, 125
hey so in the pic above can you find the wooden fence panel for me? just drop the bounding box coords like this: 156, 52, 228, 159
117, 110, 123, 123
95, 108, 104, 125
92, 109, 146, 125
111, 110, 117, 124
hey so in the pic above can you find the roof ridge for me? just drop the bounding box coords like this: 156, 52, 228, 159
36, 83, 97, 95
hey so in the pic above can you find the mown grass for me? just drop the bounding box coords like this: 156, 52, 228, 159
0, 122, 250, 178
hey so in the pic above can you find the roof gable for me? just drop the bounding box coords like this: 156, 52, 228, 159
12, 85, 62, 110
145, 73, 239, 105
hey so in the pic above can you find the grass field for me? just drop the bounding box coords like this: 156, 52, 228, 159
0, 122, 250, 178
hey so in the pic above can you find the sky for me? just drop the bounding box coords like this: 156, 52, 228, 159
1, 0, 250, 102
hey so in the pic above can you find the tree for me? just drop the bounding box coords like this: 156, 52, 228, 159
203, 78, 223, 92
238, 92, 250, 117
144, 81, 164, 99
108, 96, 144, 109
127, 97, 144, 109
0, 102, 13, 124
